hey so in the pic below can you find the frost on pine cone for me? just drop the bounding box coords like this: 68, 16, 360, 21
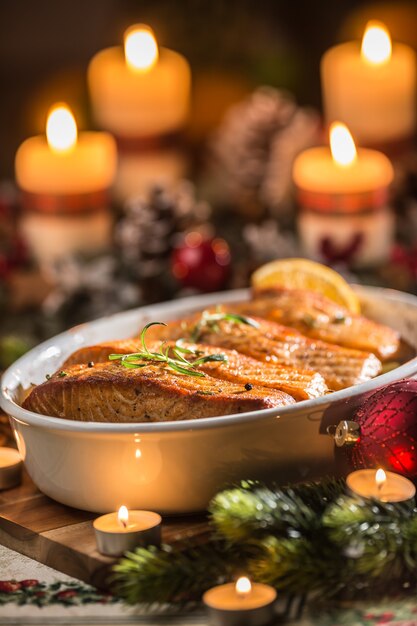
209, 86, 320, 219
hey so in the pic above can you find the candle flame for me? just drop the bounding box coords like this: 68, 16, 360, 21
376, 468, 387, 487
118, 505, 129, 528
361, 21, 392, 65
329, 122, 357, 167
235, 576, 252, 597
46, 104, 77, 153
124, 25, 159, 71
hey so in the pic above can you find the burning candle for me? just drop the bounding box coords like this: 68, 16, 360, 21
15, 103, 117, 266
93, 505, 161, 557
88, 25, 190, 201
88, 24, 191, 139
203, 576, 277, 626
347, 468, 416, 502
0, 447, 22, 490
16, 104, 117, 197
293, 122, 394, 268
321, 21, 416, 147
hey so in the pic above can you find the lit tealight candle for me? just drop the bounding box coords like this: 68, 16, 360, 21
0, 447, 22, 490
347, 468, 416, 502
93, 505, 161, 557
321, 21, 416, 147
203, 576, 277, 626
88, 24, 191, 139
293, 122, 394, 267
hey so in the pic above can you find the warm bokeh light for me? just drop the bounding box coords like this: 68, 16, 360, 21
376, 468, 387, 487
124, 25, 159, 71
235, 577, 252, 597
118, 505, 129, 528
330, 122, 357, 167
46, 104, 77, 153
361, 21, 392, 65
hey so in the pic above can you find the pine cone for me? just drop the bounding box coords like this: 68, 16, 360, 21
116, 182, 211, 275
210, 86, 320, 219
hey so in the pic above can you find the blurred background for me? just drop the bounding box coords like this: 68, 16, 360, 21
1, 0, 417, 366
2, 0, 417, 176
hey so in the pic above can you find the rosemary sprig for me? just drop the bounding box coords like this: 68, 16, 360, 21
191, 311, 259, 342
109, 322, 227, 377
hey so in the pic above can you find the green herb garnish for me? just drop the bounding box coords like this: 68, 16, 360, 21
109, 322, 228, 377
57, 370, 67, 378
191, 311, 259, 342
333, 313, 347, 324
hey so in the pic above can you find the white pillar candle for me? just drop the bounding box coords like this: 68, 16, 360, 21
321, 21, 416, 146
293, 122, 394, 268
88, 25, 191, 139
16, 104, 117, 196
15, 104, 117, 267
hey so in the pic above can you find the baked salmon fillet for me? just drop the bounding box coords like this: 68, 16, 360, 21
148, 312, 382, 391
63, 340, 328, 401
23, 362, 295, 423
242, 288, 399, 360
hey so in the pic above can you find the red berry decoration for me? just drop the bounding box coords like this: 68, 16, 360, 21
56, 589, 78, 600
0, 581, 21, 593
171, 233, 231, 292
346, 380, 417, 478
20, 579, 39, 588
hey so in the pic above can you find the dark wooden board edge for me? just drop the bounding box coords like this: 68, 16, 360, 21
0, 472, 210, 590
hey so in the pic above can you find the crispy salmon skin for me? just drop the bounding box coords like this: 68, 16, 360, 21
23, 362, 295, 423
63, 339, 328, 401
246, 288, 399, 360
148, 312, 382, 391
25, 286, 400, 423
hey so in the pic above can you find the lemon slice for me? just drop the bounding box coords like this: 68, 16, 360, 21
251, 258, 361, 314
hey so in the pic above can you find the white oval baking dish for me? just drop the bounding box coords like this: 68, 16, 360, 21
1, 285, 417, 513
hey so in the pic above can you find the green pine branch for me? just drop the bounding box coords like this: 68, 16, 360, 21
112, 540, 253, 605
111, 477, 417, 605
209, 478, 345, 541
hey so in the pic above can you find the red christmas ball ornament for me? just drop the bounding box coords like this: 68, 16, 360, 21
345, 380, 417, 478
171, 233, 231, 292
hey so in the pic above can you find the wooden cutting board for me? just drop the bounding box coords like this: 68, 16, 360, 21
0, 469, 209, 589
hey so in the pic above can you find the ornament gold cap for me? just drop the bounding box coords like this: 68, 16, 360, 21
334, 420, 361, 447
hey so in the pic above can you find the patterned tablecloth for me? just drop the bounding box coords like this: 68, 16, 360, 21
3, 544, 417, 626
0, 545, 207, 625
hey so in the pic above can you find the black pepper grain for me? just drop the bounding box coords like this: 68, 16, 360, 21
244, 383, 253, 391
88, 361, 94, 368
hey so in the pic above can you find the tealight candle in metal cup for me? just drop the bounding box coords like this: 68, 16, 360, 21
93, 505, 161, 556
346, 468, 416, 502
203, 576, 277, 626
0, 447, 23, 490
